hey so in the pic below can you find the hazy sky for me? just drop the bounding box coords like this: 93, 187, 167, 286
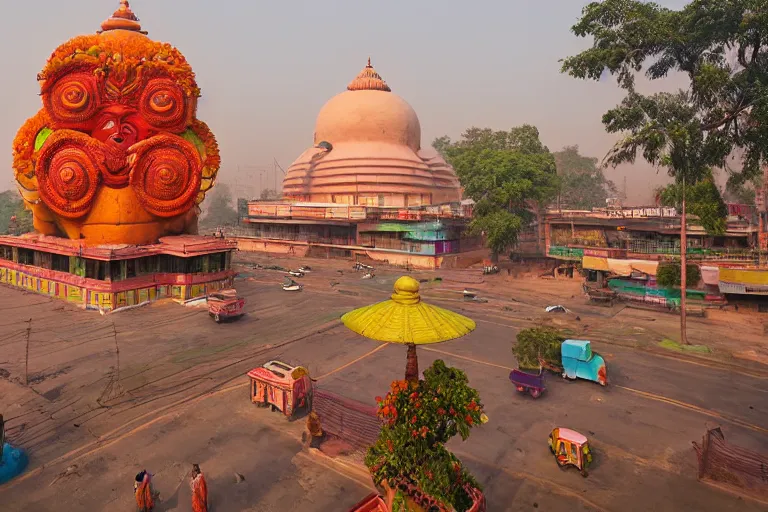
1, 0, 690, 204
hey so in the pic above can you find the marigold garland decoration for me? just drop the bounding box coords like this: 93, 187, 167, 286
11, 2, 219, 243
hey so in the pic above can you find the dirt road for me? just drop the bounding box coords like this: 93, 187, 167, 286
0, 255, 766, 511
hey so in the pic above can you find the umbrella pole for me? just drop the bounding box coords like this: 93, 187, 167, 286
405, 343, 419, 382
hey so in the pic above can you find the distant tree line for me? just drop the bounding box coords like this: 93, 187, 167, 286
0, 190, 33, 235
433, 126, 616, 257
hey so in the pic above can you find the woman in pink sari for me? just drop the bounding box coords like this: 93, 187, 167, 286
190, 464, 208, 512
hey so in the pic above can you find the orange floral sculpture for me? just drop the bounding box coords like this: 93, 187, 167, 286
12, 1, 220, 245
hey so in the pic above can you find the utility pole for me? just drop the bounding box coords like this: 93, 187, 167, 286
622, 176, 627, 206
24, 318, 32, 386
112, 321, 120, 384
680, 176, 688, 345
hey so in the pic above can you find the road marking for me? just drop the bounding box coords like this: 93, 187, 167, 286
2, 341, 389, 490
316, 344, 388, 381
421, 347, 768, 435
454, 450, 612, 512
613, 385, 768, 435
422, 346, 514, 371
470, 316, 768, 380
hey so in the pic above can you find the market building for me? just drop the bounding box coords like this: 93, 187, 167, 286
527, 202, 768, 308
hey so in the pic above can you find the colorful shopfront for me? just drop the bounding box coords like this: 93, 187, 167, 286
0, 234, 236, 312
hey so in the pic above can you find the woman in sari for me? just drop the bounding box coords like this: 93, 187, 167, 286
134, 470, 154, 512
190, 464, 208, 512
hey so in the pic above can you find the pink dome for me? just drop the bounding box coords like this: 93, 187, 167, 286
283, 60, 461, 206
314, 90, 421, 152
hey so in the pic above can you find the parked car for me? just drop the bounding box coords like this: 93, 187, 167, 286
509, 368, 545, 398
540, 339, 607, 386
548, 427, 593, 477
561, 340, 607, 386
207, 289, 245, 323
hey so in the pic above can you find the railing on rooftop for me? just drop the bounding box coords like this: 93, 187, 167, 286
547, 243, 762, 264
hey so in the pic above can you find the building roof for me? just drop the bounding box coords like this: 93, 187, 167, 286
0, 234, 234, 261
282, 59, 461, 205
562, 339, 592, 360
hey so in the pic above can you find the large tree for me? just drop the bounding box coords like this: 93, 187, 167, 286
260, 188, 280, 201
555, 146, 617, 209
0, 190, 33, 235
434, 126, 559, 257
562, 0, 768, 344
201, 182, 239, 228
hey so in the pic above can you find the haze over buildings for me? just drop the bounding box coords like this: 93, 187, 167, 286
2, 0, 691, 205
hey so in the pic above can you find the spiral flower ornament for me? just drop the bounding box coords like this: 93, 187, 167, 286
129, 134, 202, 218
35, 131, 104, 218
139, 79, 188, 132
43, 73, 101, 128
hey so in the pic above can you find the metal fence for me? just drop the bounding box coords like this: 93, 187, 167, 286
693, 427, 768, 498
313, 389, 382, 452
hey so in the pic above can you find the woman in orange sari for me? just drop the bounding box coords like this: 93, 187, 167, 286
134, 470, 154, 512
190, 464, 208, 512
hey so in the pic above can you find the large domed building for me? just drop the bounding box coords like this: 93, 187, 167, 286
237, 60, 479, 269
282, 60, 461, 207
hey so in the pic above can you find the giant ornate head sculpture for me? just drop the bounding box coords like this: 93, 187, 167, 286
12, 1, 219, 245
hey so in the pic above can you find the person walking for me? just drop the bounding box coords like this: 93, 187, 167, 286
190, 464, 208, 512
134, 470, 154, 512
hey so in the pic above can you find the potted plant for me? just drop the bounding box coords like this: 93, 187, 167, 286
365, 360, 488, 512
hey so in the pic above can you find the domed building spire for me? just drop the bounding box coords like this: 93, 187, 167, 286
347, 58, 391, 92
99, 0, 146, 34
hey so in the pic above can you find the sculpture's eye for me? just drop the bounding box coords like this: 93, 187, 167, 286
44, 73, 100, 126
102, 120, 115, 130
139, 79, 187, 131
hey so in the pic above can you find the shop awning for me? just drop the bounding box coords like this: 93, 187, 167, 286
582, 256, 658, 276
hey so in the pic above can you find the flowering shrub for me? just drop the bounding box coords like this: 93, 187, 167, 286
365, 360, 488, 511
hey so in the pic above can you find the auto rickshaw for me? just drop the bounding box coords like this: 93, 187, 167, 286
548, 427, 592, 477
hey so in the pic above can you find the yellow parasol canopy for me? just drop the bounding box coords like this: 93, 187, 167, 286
341, 276, 476, 344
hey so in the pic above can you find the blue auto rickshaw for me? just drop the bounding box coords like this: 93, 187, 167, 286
561, 340, 607, 386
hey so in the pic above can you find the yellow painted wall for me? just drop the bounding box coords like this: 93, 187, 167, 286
719, 268, 768, 286
190, 284, 207, 298
0, 263, 231, 310
67, 285, 83, 303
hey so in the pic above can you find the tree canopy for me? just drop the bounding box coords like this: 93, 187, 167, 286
260, 188, 280, 200
0, 190, 33, 235
561, 0, 768, 230
434, 126, 559, 255
201, 183, 239, 228
660, 176, 729, 234
555, 146, 617, 209
657, 261, 702, 288
366, 360, 487, 511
